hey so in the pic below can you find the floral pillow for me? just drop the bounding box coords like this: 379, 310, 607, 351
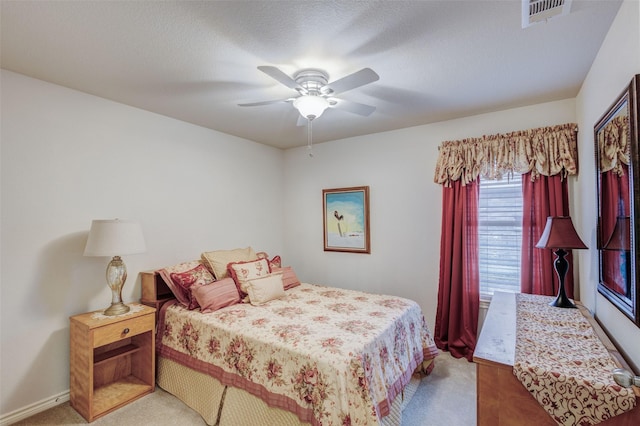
160, 262, 215, 310
192, 278, 240, 313
271, 266, 301, 290
245, 273, 285, 306
227, 258, 270, 296
158, 260, 202, 307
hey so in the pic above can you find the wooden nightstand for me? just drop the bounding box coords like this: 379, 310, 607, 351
70, 304, 156, 422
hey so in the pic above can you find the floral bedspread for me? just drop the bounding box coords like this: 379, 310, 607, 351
157, 283, 438, 426
513, 293, 636, 426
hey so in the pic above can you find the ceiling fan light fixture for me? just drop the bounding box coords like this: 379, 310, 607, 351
293, 95, 329, 120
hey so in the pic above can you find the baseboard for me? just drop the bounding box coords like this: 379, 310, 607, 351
0, 390, 69, 426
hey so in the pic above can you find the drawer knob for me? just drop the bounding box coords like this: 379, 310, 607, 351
122, 328, 130, 335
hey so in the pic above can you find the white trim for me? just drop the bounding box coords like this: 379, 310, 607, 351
478, 298, 492, 335
0, 390, 69, 425
479, 298, 491, 310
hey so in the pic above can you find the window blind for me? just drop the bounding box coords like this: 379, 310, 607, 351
478, 174, 523, 297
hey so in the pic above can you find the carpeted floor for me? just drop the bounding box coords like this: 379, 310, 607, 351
12, 351, 476, 425
402, 351, 476, 426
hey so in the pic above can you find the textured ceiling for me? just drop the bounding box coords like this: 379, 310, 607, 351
0, 0, 622, 149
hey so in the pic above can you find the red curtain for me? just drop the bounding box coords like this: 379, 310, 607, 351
520, 173, 572, 297
434, 180, 480, 361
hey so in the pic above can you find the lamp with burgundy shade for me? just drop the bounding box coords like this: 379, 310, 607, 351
536, 216, 588, 308
603, 216, 631, 251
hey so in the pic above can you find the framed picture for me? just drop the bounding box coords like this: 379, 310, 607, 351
323, 186, 370, 253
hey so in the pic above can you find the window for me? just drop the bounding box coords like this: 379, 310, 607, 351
478, 174, 523, 298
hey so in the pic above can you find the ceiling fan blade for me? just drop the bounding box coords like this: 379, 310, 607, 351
238, 98, 291, 107
330, 98, 376, 116
257, 66, 303, 91
325, 68, 379, 95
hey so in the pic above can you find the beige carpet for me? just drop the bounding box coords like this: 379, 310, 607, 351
402, 352, 477, 426
12, 351, 476, 426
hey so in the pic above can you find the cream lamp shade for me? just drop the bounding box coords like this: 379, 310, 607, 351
84, 219, 146, 256
84, 219, 146, 315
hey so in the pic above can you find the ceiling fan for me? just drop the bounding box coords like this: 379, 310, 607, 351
238, 66, 380, 122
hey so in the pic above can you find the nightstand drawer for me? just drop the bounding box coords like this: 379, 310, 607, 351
93, 313, 154, 347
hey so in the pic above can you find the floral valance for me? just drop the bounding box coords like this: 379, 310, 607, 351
598, 114, 630, 176
434, 123, 579, 186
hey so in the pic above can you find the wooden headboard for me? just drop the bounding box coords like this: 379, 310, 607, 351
140, 270, 175, 320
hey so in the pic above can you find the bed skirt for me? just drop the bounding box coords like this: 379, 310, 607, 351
157, 356, 432, 426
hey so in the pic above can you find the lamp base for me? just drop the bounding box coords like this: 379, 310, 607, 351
104, 255, 129, 316
550, 248, 577, 309
103, 302, 130, 316
549, 294, 577, 309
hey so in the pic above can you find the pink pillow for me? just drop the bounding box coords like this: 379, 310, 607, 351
268, 255, 282, 269
257, 252, 282, 269
271, 266, 301, 290
167, 263, 215, 310
192, 278, 241, 313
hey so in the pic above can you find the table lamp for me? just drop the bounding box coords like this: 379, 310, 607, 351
603, 216, 631, 251
84, 219, 146, 315
536, 216, 588, 308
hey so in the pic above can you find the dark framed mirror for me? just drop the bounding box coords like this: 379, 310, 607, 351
595, 74, 639, 326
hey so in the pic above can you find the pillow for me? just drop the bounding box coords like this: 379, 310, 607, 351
271, 266, 301, 290
192, 278, 241, 313
245, 273, 285, 306
256, 252, 282, 269
158, 260, 213, 307
228, 258, 270, 296
201, 247, 257, 279
268, 255, 281, 269
169, 264, 216, 310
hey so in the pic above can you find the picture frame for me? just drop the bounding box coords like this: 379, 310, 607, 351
323, 186, 370, 253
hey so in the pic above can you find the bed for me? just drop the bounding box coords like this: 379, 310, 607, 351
141, 249, 438, 426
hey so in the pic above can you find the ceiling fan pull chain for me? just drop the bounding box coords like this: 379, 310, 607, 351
307, 118, 314, 158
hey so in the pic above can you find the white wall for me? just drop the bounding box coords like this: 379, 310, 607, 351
575, 0, 640, 371
283, 99, 577, 334
0, 70, 284, 416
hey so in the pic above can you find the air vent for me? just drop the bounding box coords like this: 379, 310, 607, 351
522, 0, 572, 28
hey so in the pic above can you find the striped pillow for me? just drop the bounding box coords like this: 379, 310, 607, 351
192, 278, 241, 313
271, 266, 301, 290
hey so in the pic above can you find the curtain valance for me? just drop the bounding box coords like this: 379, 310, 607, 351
598, 114, 630, 175
434, 123, 579, 186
